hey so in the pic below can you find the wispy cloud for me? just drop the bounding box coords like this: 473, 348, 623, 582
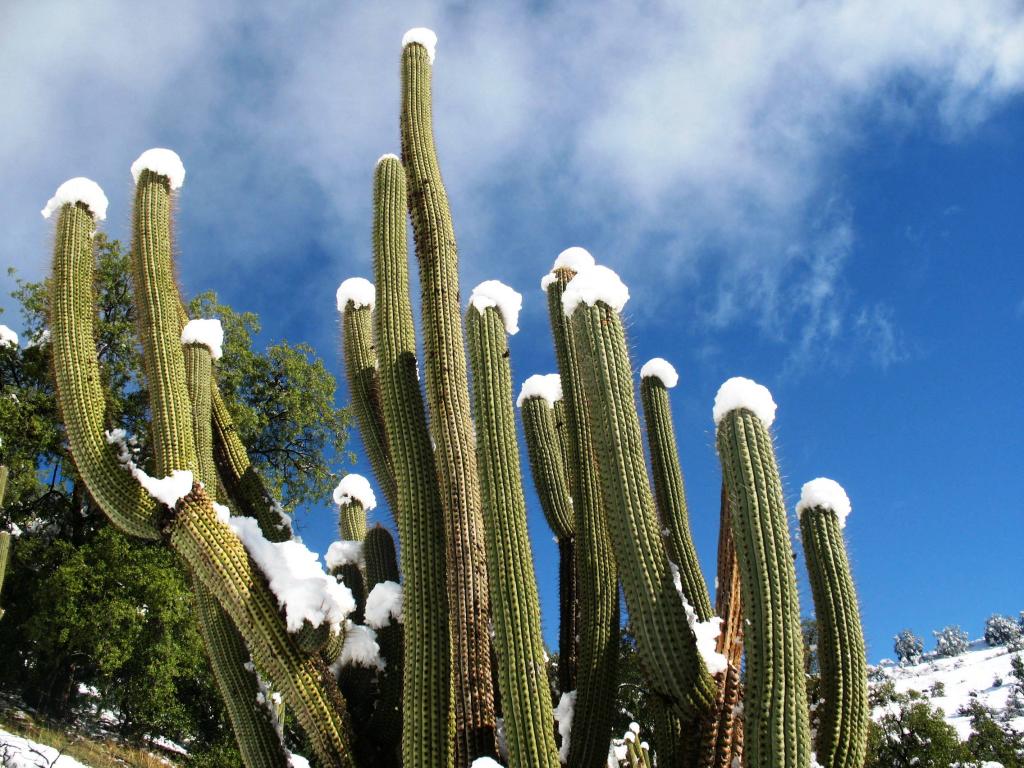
3, 0, 1023, 367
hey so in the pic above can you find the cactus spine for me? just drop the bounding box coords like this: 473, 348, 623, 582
370, 154, 453, 766
544, 268, 619, 768
715, 391, 810, 768
466, 298, 561, 768
401, 36, 497, 763
520, 394, 577, 694
567, 295, 716, 720
799, 483, 868, 768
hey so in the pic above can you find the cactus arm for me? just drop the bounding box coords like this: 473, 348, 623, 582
466, 302, 561, 768
341, 302, 399, 515
0, 466, 8, 621
401, 35, 497, 762
371, 154, 453, 767
339, 498, 368, 542
364, 525, 404, 764
545, 270, 619, 767
185, 339, 293, 768
49, 202, 162, 540
553, 399, 575, 497
799, 490, 868, 768
639, 374, 713, 621
568, 300, 716, 720
716, 400, 809, 768
520, 396, 578, 694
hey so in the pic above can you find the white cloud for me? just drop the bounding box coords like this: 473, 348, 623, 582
3, 0, 1023, 364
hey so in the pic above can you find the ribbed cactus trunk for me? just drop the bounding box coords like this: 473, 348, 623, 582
800, 505, 868, 768
520, 396, 577, 694
185, 341, 292, 768
467, 302, 561, 768
50, 189, 354, 767
545, 272, 619, 768
401, 39, 496, 764
372, 154, 453, 767
364, 525, 404, 764
568, 299, 716, 721
716, 408, 809, 768
0, 466, 8, 622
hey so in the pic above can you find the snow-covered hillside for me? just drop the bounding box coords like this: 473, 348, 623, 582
0, 726, 91, 768
873, 640, 1024, 739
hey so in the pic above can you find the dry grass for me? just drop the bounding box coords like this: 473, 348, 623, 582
0, 706, 176, 768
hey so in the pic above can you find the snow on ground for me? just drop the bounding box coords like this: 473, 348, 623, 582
873, 639, 1024, 739
0, 726, 92, 768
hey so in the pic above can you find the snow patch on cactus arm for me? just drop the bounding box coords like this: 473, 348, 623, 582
365, 580, 404, 628
402, 27, 437, 63
640, 358, 679, 388
797, 477, 852, 528
712, 376, 777, 427
181, 318, 224, 360
0, 325, 18, 348
332, 621, 384, 672
554, 690, 576, 763
131, 148, 186, 189
325, 540, 364, 570
41, 177, 109, 220
469, 280, 523, 335
332, 473, 377, 510
561, 265, 629, 316
105, 428, 194, 507
516, 373, 563, 408
542, 247, 596, 292
336, 277, 375, 314
376, 153, 400, 166
471, 760, 504, 768
228, 515, 354, 633
670, 562, 728, 674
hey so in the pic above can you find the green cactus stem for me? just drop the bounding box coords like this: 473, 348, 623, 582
797, 480, 868, 768
520, 387, 577, 695
544, 260, 619, 768
714, 379, 809, 768
466, 293, 561, 768
364, 524, 404, 763
401, 30, 496, 762
565, 274, 716, 722
639, 362, 713, 621
371, 153, 453, 766
339, 284, 399, 515
0, 465, 8, 622
49, 180, 354, 767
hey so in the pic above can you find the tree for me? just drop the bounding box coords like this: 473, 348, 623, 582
894, 629, 924, 665
959, 700, 1024, 767
0, 235, 351, 757
934, 625, 970, 658
865, 687, 968, 768
985, 614, 1024, 649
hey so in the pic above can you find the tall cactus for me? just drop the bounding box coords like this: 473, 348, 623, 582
714, 377, 810, 768
563, 265, 717, 721
401, 30, 496, 762
798, 479, 868, 768
543, 250, 620, 768
0, 465, 9, 622
466, 282, 561, 768
368, 152, 453, 766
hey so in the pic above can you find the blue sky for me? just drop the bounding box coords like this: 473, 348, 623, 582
2, 1, 1023, 663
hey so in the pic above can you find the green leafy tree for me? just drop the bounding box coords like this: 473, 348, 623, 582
0, 236, 350, 759
959, 699, 1024, 767
865, 686, 968, 768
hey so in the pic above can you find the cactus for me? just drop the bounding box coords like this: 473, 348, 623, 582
564, 266, 716, 721
714, 378, 810, 768
0, 465, 8, 622
401, 30, 497, 762
466, 284, 560, 768
519, 381, 577, 695
797, 480, 868, 768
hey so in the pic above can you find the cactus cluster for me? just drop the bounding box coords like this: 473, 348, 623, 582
39, 26, 870, 768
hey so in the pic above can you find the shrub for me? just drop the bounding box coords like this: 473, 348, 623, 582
934, 625, 969, 658
895, 629, 924, 665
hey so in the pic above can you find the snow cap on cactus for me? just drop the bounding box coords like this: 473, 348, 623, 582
181, 319, 224, 360
365, 581, 404, 628
336, 277, 375, 314
0, 325, 18, 348
470, 759, 504, 768
516, 373, 562, 408
326, 540, 364, 570
469, 279, 522, 334
332, 473, 377, 510
541, 246, 595, 290
377, 153, 400, 166
640, 358, 679, 388
554, 690, 577, 762
402, 27, 437, 63
561, 265, 630, 316
712, 376, 777, 427
797, 477, 852, 528
337, 621, 384, 671
130, 149, 185, 189
41, 177, 109, 220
